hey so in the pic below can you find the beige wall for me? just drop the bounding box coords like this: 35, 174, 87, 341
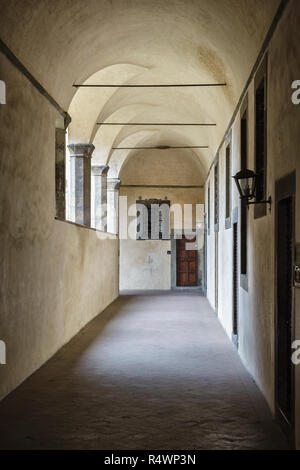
120, 239, 171, 290
0, 55, 119, 401
120, 150, 206, 186
205, 0, 300, 448
119, 187, 204, 290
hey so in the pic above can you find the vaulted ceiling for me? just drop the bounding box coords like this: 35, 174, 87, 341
0, 0, 281, 181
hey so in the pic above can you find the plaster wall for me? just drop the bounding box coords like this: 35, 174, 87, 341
216, 136, 235, 338
120, 150, 205, 186
205, 0, 300, 447
268, 0, 300, 447
119, 187, 204, 290
120, 240, 171, 291
205, 172, 215, 309
0, 55, 119, 401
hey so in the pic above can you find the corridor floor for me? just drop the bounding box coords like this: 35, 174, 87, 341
0, 292, 288, 450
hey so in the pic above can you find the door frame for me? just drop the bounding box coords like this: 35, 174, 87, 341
232, 221, 239, 348
275, 170, 296, 447
215, 232, 218, 312
232, 206, 239, 347
176, 236, 198, 287
203, 213, 207, 295
171, 229, 202, 290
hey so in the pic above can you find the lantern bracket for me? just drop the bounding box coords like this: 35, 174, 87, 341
232, 169, 272, 212
246, 196, 272, 211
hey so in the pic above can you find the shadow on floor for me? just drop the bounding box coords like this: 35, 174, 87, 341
0, 292, 289, 450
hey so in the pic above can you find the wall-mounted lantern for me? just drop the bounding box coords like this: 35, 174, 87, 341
232, 169, 271, 209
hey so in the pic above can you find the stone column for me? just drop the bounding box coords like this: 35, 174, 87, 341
92, 165, 109, 231
107, 178, 121, 234
68, 143, 94, 226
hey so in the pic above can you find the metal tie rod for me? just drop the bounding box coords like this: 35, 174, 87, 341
112, 145, 209, 150
97, 122, 216, 126
73, 83, 226, 88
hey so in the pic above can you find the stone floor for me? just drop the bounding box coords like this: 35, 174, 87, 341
0, 292, 288, 450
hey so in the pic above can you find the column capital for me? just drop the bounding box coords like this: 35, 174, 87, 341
68, 143, 95, 158
92, 165, 109, 176
107, 178, 121, 191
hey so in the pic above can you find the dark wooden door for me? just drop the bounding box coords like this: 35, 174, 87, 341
232, 222, 238, 347
275, 172, 295, 446
176, 236, 198, 286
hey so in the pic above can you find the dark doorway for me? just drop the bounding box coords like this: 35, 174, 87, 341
215, 233, 218, 312
214, 158, 219, 312
275, 171, 295, 447
203, 214, 207, 295
232, 222, 238, 347
176, 236, 198, 287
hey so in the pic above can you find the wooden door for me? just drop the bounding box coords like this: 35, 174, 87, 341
275, 171, 295, 446
176, 236, 198, 286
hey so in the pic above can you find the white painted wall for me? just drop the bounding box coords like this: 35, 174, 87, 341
205, 0, 300, 447
119, 186, 204, 290
120, 240, 171, 290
